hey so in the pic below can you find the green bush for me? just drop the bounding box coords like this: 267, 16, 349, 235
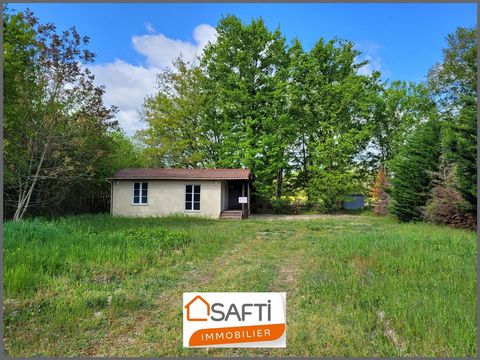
270, 198, 295, 214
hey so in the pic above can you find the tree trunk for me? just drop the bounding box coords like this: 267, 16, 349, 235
13, 141, 48, 221
276, 169, 283, 198
301, 135, 311, 202
302, 135, 308, 188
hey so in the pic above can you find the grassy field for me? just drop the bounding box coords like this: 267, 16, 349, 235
3, 214, 477, 357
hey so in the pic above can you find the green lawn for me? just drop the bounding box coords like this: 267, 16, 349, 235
3, 214, 477, 357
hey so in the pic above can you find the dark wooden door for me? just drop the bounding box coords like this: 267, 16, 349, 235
228, 182, 242, 209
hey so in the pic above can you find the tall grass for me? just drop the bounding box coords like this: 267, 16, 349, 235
3, 214, 477, 356
294, 221, 477, 356
4, 216, 192, 298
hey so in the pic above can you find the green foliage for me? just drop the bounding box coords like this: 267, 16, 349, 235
443, 97, 477, 214
105, 130, 142, 170
308, 167, 365, 211
3, 8, 139, 218
3, 8, 41, 190
269, 198, 296, 214
201, 16, 292, 199
369, 81, 436, 170
388, 119, 443, 221
137, 59, 210, 167
288, 37, 378, 208
428, 26, 477, 218
134, 23, 476, 225
4, 9, 476, 227
428, 26, 476, 105
139, 16, 380, 206
380, 26, 476, 226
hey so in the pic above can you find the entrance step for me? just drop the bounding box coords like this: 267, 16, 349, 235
220, 210, 243, 220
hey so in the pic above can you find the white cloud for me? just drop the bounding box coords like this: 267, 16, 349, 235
355, 41, 387, 77
145, 22, 156, 34
90, 24, 217, 135
132, 23, 217, 68
90, 59, 158, 134
193, 24, 218, 49
132, 34, 198, 68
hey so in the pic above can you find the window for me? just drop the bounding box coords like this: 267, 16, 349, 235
133, 182, 148, 204
185, 185, 200, 211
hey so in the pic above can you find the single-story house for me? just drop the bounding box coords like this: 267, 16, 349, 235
107, 168, 251, 219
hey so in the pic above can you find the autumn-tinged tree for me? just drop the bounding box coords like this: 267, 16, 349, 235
370, 168, 390, 216
423, 157, 476, 229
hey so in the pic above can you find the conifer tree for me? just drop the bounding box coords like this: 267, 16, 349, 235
388, 118, 442, 221
428, 26, 476, 219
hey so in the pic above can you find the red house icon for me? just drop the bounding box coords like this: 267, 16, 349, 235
185, 295, 210, 321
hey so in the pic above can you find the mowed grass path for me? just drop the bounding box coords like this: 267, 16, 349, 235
3, 214, 477, 356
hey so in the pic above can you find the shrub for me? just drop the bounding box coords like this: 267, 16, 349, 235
370, 168, 390, 216
423, 162, 476, 230
270, 198, 297, 214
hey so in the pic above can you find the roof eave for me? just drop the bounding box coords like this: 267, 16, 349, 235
107, 176, 250, 181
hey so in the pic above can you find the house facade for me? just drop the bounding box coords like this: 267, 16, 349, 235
108, 168, 251, 219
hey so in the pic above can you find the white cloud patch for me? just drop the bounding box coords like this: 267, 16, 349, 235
90, 59, 158, 133
132, 24, 217, 68
132, 34, 198, 69
145, 22, 156, 34
193, 24, 218, 50
355, 41, 387, 77
90, 24, 217, 135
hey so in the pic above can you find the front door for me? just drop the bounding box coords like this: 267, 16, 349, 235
228, 181, 242, 209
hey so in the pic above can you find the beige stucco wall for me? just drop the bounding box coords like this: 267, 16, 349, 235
111, 180, 222, 218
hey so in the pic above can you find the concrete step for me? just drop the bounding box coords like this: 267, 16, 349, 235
220, 210, 243, 219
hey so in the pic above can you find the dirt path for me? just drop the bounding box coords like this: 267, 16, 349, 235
87, 225, 308, 356
85, 234, 259, 356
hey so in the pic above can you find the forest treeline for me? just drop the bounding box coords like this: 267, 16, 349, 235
3, 9, 477, 228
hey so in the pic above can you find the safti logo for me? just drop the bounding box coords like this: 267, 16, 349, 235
185, 295, 210, 321
183, 292, 286, 348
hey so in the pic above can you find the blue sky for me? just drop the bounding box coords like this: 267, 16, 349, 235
9, 3, 476, 134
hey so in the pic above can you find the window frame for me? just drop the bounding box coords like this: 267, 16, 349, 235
132, 182, 149, 205
185, 184, 201, 212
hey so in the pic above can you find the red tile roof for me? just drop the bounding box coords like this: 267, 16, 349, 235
108, 168, 251, 180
